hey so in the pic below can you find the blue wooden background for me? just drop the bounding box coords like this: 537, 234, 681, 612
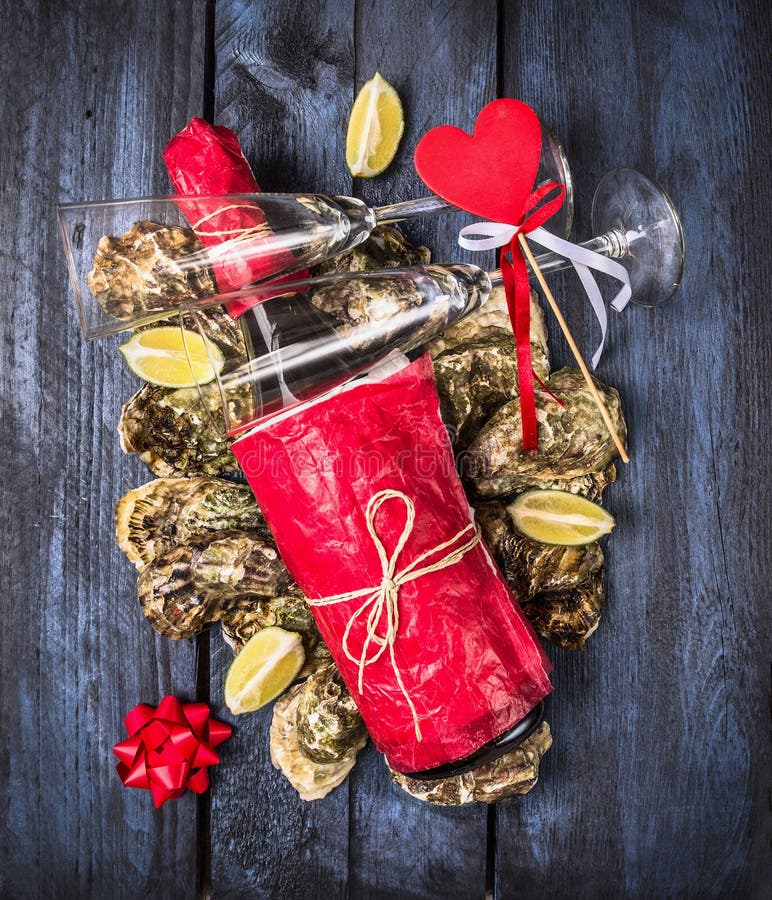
0, 1, 769, 897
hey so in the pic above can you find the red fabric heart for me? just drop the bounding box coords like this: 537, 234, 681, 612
414, 99, 542, 225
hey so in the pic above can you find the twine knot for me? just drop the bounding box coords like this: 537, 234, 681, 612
307, 489, 482, 741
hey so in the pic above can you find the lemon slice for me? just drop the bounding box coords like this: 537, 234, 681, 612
119, 326, 224, 388
507, 490, 616, 546
346, 72, 404, 177
224, 626, 305, 716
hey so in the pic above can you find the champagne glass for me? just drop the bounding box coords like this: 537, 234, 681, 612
184, 168, 683, 434
181, 263, 492, 435
57, 125, 572, 339
521, 168, 684, 308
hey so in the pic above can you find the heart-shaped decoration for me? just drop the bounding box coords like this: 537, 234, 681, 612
414, 99, 542, 224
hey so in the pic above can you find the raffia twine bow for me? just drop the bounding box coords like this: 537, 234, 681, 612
112, 696, 231, 807
189, 202, 273, 270
307, 490, 482, 741
458, 182, 632, 450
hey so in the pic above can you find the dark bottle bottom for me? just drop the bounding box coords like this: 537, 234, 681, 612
397, 701, 546, 781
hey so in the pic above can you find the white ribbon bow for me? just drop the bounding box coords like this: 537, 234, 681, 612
458, 221, 631, 368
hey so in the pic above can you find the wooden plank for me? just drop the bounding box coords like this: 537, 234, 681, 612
208, 3, 356, 897
0, 1, 207, 897
344, 2, 497, 897
495, 1, 771, 896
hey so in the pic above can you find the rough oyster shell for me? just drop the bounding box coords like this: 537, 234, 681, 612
137, 529, 296, 639
308, 225, 445, 352
118, 383, 244, 478
295, 663, 367, 764
465, 368, 627, 498
314, 224, 430, 276
119, 304, 249, 478
172, 304, 247, 360
87, 220, 215, 320
308, 273, 425, 333
391, 721, 552, 805
497, 465, 617, 504
427, 286, 549, 377
427, 288, 549, 449
521, 571, 605, 650
474, 500, 604, 600
221, 596, 331, 678
270, 678, 368, 801
115, 477, 268, 569
431, 333, 522, 451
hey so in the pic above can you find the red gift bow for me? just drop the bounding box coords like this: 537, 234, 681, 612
113, 696, 231, 808
498, 182, 565, 450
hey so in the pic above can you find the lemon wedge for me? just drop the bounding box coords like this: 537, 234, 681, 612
346, 72, 404, 177
119, 326, 224, 388
507, 490, 616, 546
224, 627, 305, 716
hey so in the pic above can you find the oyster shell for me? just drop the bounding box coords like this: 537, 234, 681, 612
118, 383, 245, 478
137, 529, 296, 639
391, 721, 552, 805
308, 272, 425, 332
175, 304, 247, 360
308, 225, 446, 352
428, 288, 549, 449
465, 368, 627, 498
496, 465, 617, 504
474, 500, 604, 600
221, 596, 331, 678
88, 220, 215, 320
431, 332, 522, 450
115, 476, 268, 569
521, 571, 605, 650
295, 663, 367, 764
309, 269, 458, 357
427, 287, 549, 379
119, 305, 249, 478
270, 678, 368, 801
314, 224, 430, 276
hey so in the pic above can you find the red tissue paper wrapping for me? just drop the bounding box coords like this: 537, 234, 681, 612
163, 117, 309, 315
231, 354, 552, 773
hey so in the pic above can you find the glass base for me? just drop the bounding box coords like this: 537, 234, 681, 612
591, 168, 684, 307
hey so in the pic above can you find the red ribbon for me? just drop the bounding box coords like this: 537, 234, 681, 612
113, 696, 231, 808
499, 182, 565, 450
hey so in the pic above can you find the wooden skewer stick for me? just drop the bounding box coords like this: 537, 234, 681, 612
518, 233, 630, 465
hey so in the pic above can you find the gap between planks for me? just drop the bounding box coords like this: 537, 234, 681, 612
197, 4, 218, 898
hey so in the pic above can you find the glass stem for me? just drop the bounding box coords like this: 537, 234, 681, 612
488, 228, 628, 287
372, 194, 451, 224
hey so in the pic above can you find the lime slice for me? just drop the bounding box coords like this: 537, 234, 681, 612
119, 326, 224, 388
346, 72, 404, 177
507, 490, 616, 546
224, 626, 305, 716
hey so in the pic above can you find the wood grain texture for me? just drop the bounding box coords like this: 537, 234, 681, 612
2, 0, 769, 896
496, 1, 772, 897
0, 1, 206, 896
208, 2, 355, 897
